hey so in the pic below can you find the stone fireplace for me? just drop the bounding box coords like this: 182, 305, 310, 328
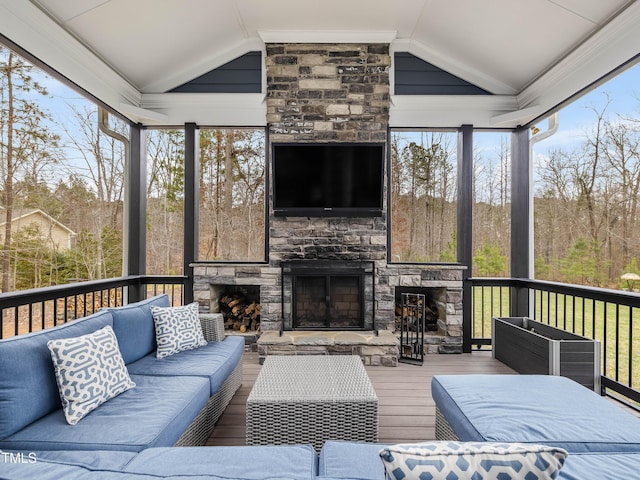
192, 42, 465, 360
266, 42, 392, 332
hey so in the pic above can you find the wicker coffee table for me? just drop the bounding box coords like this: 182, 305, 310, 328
246, 355, 378, 451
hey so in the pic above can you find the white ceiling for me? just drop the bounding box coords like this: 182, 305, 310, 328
25, 0, 633, 93
1, 0, 639, 126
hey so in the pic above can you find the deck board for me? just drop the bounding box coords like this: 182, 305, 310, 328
206, 351, 514, 446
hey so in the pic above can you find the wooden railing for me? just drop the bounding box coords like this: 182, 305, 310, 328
470, 277, 640, 406
0, 276, 186, 339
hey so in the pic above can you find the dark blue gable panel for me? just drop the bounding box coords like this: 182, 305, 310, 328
170, 51, 262, 93
394, 52, 490, 95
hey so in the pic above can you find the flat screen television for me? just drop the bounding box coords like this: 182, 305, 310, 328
272, 143, 384, 217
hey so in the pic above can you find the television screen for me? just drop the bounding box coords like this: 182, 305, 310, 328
272, 143, 384, 217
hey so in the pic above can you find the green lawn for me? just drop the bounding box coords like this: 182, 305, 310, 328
472, 286, 640, 391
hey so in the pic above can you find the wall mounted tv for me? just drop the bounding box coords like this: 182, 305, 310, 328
272, 143, 385, 217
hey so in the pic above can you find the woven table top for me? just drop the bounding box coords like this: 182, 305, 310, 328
248, 355, 378, 403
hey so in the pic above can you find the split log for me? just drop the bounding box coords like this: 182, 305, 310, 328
219, 293, 260, 331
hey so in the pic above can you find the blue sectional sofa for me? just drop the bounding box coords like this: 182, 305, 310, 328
4, 328, 640, 480
0, 295, 244, 452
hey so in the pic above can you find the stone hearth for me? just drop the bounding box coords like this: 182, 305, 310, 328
257, 330, 399, 366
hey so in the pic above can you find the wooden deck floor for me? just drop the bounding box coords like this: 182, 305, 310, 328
206, 351, 515, 446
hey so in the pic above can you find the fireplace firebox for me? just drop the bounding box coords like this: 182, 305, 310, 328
281, 261, 374, 331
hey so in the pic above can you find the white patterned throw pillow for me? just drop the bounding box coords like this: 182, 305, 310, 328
151, 302, 207, 359
47, 326, 136, 425
379, 441, 567, 480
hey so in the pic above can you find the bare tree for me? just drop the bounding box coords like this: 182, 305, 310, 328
603, 120, 640, 260
0, 47, 59, 291
61, 106, 125, 279
146, 129, 184, 275
199, 128, 265, 261
390, 131, 457, 262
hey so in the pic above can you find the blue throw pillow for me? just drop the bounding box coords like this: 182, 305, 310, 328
151, 302, 207, 359
379, 441, 567, 480
47, 325, 135, 425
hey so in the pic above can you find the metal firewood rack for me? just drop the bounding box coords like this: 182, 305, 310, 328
399, 292, 425, 365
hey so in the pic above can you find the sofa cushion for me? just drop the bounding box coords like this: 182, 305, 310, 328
557, 452, 640, 480
47, 325, 136, 425
379, 442, 567, 480
27, 449, 138, 470
0, 375, 209, 452
0, 458, 220, 480
127, 335, 244, 394
0, 446, 318, 479
432, 374, 640, 453
109, 294, 170, 364
0, 309, 113, 439
319, 440, 389, 480
151, 302, 207, 359
125, 445, 318, 479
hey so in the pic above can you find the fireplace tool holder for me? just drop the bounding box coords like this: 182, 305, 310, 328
399, 292, 425, 365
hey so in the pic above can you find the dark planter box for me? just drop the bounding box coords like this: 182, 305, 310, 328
492, 317, 601, 392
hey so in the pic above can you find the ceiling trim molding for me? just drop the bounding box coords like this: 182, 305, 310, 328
118, 103, 169, 123
490, 105, 543, 127
390, 94, 521, 128
141, 37, 266, 94
391, 39, 518, 96
0, 1, 141, 108
518, 1, 640, 116
139, 93, 266, 127
258, 30, 398, 44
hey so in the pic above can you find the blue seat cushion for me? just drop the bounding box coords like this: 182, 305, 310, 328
0, 309, 113, 439
127, 336, 245, 394
0, 375, 209, 452
319, 440, 388, 480
23, 449, 138, 470
558, 452, 640, 480
0, 459, 221, 479
125, 445, 318, 479
0, 446, 318, 479
432, 374, 640, 453
108, 294, 170, 364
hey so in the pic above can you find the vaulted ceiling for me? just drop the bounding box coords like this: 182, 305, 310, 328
1, 0, 639, 127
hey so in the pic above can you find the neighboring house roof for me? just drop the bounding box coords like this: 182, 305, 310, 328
0, 209, 77, 250
0, 209, 77, 236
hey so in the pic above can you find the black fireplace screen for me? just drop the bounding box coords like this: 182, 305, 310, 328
294, 275, 362, 329
282, 261, 374, 330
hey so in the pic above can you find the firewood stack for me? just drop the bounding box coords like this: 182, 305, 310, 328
219, 293, 261, 332
394, 296, 440, 332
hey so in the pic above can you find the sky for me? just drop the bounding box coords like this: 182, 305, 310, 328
533, 62, 640, 155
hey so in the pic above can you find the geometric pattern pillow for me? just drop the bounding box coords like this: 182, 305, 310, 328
47, 326, 136, 425
150, 302, 207, 359
379, 441, 568, 480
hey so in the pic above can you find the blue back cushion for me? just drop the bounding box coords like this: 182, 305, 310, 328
109, 294, 170, 364
0, 310, 113, 439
